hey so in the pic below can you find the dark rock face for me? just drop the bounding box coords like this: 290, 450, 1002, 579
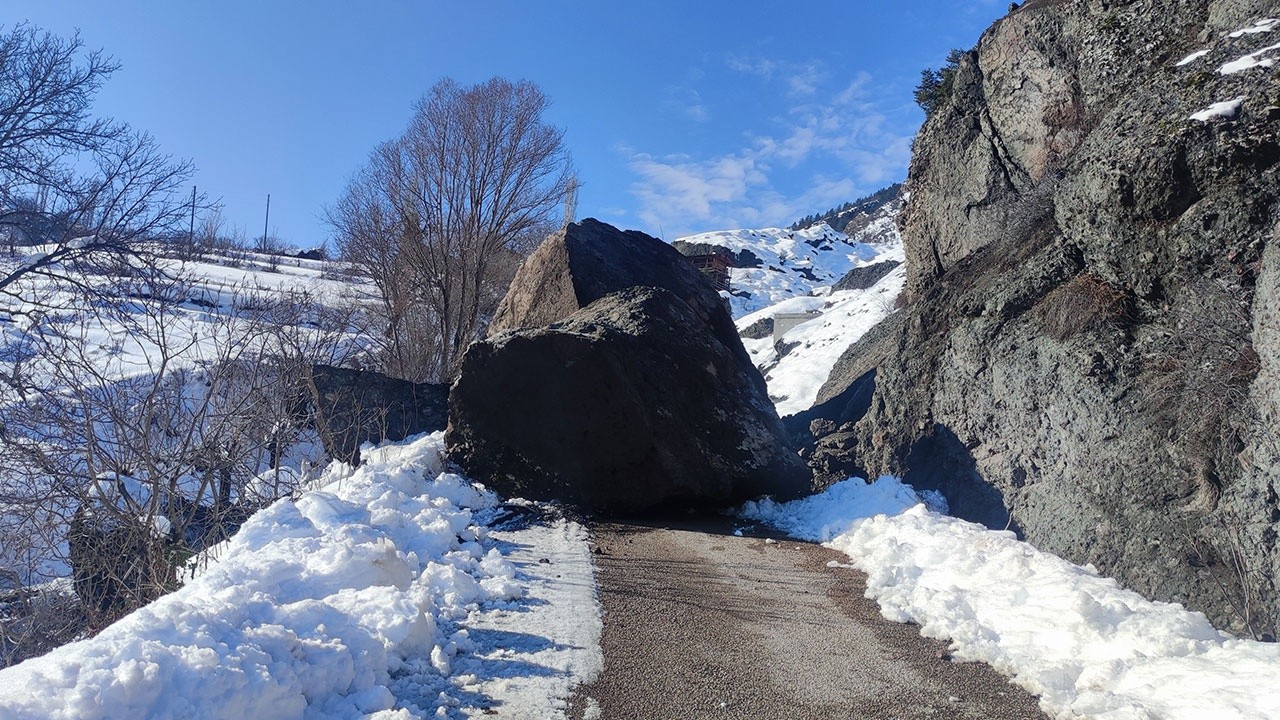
831, 0, 1280, 636
739, 316, 775, 340
308, 365, 447, 463
490, 218, 767, 397
833, 260, 902, 292
450, 285, 810, 515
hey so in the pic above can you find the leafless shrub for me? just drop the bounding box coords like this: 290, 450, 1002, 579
1183, 509, 1275, 640
1144, 277, 1260, 509
0, 580, 85, 667
0, 269, 370, 646
1147, 279, 1259, 432
1037, 273, 1130, 341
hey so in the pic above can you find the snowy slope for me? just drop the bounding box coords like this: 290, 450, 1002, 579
665, 189, 907, 415
741, 479, 1280, 720
677, 223, 884, 318
0, 434, 602, 719
0, 250, 374, 586
738, 259, 904, 416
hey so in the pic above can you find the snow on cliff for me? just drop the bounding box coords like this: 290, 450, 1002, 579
674, 187, 902, 321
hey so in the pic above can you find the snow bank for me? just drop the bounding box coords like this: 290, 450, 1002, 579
741, 478, 1280, 720
0, 434, 600, 720
1174, 48, 1209, 66
1227, 17, 1278, 38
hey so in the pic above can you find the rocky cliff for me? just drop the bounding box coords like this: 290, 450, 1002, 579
832, 0, 1280, 636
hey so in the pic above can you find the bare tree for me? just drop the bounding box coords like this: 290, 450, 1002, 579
0, 23, 200, 309
327, 77, 571, 382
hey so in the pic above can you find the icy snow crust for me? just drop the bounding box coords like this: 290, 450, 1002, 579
0, 434, 601, 719
741, 480, 1280, 720
1189, 96, 1246, 121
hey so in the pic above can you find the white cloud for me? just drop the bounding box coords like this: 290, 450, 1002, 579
625, 69, 917, 238
726, 55, 777, 79
786, 62, 825, 97
628, 152, 769, 236
833, 72, 872, 106
728, 55, 827, 99
664, 86, 710, 123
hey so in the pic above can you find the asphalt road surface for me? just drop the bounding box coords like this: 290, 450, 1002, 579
569, 517, 1047, 720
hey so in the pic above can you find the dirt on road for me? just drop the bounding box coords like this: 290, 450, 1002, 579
569, 517, 1047, 720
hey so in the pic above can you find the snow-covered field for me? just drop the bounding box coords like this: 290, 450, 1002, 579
0, 250, 373, 586
741, 480, 1280, 720
0, 434, 601, 719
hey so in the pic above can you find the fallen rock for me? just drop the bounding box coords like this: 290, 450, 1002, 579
488, 218, 755, 392
447, 286, 811, 514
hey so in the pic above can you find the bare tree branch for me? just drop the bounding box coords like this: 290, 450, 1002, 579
326, 77, 571, 382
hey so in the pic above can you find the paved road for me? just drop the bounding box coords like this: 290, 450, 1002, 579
569, 517, 1047, 720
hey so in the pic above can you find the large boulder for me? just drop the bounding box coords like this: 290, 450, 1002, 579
488, 218, 756, 388
448, 284, 811, 514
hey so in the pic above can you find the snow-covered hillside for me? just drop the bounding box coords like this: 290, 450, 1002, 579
677, 223, 883, 318
673, 188, 905, 416
0, 250, 374, 588
738, 258, 904, 416
673, 189, 902, 320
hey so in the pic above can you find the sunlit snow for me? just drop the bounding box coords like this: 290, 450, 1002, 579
741, 478, 1280, 720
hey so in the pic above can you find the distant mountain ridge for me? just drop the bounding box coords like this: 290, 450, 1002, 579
789, 183, 903, 235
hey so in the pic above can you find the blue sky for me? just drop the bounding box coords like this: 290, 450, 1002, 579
13, 1, 1006, 244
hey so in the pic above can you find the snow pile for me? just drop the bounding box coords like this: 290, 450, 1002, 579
1174, 48, 1210, 66
1189, 97, 1245, 121
0, 434, 601, 719
738, 262, 904, 416
455, 517, 602, 717
1219, 17, 1279, 74
741, 478, 1280, 720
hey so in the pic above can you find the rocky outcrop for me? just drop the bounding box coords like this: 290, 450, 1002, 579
831, 0, 1280, 636
448, 287, 811, 514
308, 365, 447, 463
451, 219, 809, 514
832, 260, 903, 293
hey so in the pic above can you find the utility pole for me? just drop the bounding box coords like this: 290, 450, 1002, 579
189, 186, 196, 245
561, 176, 578, 229
261, 193, 271, 253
